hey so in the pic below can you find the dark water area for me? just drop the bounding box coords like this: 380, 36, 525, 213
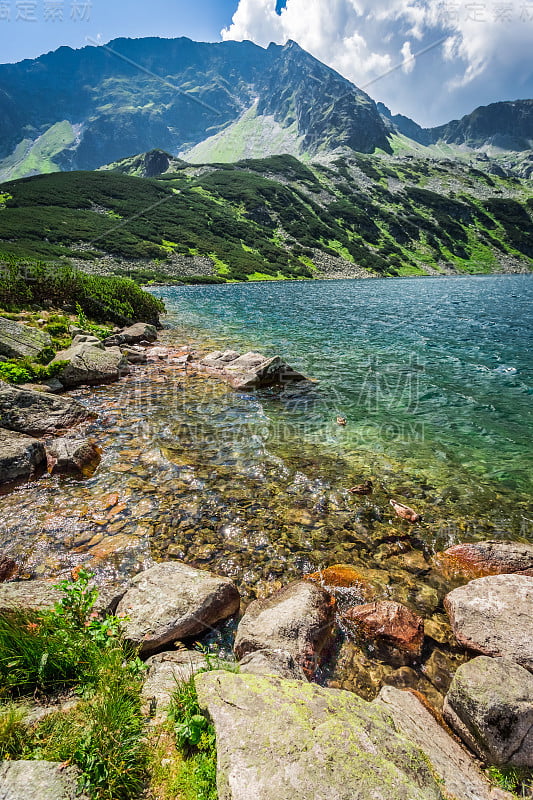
1, 275, 531, 705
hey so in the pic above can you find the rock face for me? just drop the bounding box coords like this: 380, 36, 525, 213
344, 600, 424, 657
0, 428, 45, 483
0, 381, 90, 435
52, 344, 128, 387
45, 436, 101, 476
376, 685, 506, 800
195, 671, 448, 800
0, 316, 51, 359
443, 656, 533, 767
116, 562, 240, 654
142, 649, 207, 721
196, 350, 309, 391
238, 648, 306, 680
0, 760, 88, 800
440, 541, 533, 577
233, 581, 335, 678
445, 575, 533, 671
104, 322, 157, 346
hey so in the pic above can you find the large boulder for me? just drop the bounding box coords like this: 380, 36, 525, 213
376, 685, 511, 800
195, 670, 448, 800
104, 323, 157, 346
0, 760, 88, 800
233, 581, 335, 679
0, 428, 46, 484
196, 350, 309, 391
0, 316, 51, 359
0, 381, 90, 435
45, 436, 101, 476
116, 562, 240, 655
344, 600, 424, 659
445, 574, 533, 671
443, 656, 533, 767
52, 344, 128, 387
439, 541, 533, 578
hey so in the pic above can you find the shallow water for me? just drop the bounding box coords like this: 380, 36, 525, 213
0, 275, 531, 704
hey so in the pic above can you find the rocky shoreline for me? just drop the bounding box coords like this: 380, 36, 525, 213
0, 314, 532, 799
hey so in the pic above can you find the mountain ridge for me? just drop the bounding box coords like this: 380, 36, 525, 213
1, 37, 531, 181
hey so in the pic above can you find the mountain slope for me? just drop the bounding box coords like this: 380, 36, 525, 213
1, 152, 531, 281
0, 37, 390, 179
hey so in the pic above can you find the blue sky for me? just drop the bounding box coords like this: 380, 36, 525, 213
0, 0, 531, 125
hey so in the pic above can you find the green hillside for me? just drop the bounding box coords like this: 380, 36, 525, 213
0, 152, 531, 282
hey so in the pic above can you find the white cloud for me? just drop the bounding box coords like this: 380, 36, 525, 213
401, 40, 415, 73
221, 0, 533, 126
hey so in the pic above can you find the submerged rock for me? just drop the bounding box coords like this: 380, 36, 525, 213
233, 580, 335, 679
0, 428, 46, 484
443, 656, 533, 767
444, 574, 533, 671
344, 600, 424, 659
0, 760, 88, 800
52, 344, 128, 387
0, 316, 51, 359
195, 670, 450, 800
116, 561, 240, 655
376, 685, 506, 800
0, 381, 91, 435
45, 436, 101, 476
439, 541, 533, 578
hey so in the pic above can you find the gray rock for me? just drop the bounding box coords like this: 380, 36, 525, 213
0, 381, 90, 435
0, 316, 51, 359
0, 760, 88, 800
445, 574, 533, 671
238, 648, 306, 680
121, 345, 148, 364
104, 323, 157, 347
233, 580, 335, 679
142, 649, 207, 721
116, 562, 240, 655
196, 350, 309, 391
443, 656, 533, 767
195, 670, 448, 800
45, 437, 101, 476
376, 685, 506, 800
0, 577, 127, 616
0, 428, 45, 484
52, 344, 128, 387
71, 334, 103, 347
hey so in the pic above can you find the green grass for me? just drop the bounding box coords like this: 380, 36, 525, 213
0, 570, 148, 800
487, 766, 533, 797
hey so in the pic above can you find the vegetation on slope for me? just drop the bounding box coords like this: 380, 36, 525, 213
0, 152, 531, 282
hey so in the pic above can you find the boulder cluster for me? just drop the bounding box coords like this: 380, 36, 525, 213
2, 539, 531, 799
0, 318, 159, 485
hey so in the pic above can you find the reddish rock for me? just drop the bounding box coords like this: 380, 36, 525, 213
304, 564, 379, 601
46, 437, 102, 476
344, 600, 424, 657
438, 540, 533, 579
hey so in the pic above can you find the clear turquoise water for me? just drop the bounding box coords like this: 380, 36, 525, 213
153, 275, 533, 499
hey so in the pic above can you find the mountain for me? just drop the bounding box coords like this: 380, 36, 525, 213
378, 100, 533, 153
0, 37, 391, 180
1, 152, 531, 281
